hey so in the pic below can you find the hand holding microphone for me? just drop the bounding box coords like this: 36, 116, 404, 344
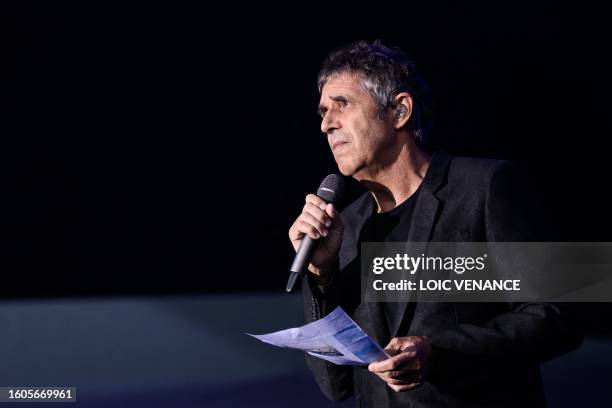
286, 175, 345, 292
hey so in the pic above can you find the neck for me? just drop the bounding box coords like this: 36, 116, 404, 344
355, 137, 431, 213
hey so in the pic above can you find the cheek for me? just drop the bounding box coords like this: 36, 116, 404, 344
355, 119, 385, 152
351, 117, 375, 148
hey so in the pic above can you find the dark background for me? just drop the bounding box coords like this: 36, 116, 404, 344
3, 2, 611, 330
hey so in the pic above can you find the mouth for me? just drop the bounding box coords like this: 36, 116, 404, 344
331, 141, 348, 151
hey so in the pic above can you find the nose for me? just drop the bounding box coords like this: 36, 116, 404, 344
321, 111, 340, 135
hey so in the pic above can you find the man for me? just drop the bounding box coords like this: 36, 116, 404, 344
288, 40, 582, 407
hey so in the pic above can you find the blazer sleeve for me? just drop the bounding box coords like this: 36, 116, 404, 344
427, 161, 584, 386
301, 262, 355, 402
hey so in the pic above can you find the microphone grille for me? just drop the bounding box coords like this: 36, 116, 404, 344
317, 174, 345, 204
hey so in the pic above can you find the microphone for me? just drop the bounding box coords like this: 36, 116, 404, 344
286, 174, 344, 293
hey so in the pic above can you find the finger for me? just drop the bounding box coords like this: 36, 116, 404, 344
306, 194, 327, 211
388, 382, 422, 392
300, 212, 329, 237
377, 369, 422, 383
369, 352, 417, 373
378, 370, 402, 380
385, 337, 403, 349
373, 372, 405, 386
288, 223, 303, 240
384, 347, 417, 360
325, 203, 339, 219
382, 340, 403, 357
388, 383, 410, 393
369, 358, 399, 373
296, 220, 321, 240
383, 339, 415, 355
304, 202, 332, 227
383, 376, 420, 386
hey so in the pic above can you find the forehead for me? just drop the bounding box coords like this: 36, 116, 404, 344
319, 72, 369, 101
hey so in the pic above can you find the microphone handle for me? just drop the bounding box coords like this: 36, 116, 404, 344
286, 236, 317, 292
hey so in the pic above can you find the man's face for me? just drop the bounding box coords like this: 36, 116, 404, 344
318, 72, 396, 177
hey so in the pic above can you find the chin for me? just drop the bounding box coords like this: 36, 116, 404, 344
335, 158, 360, 177
337, 167, 353, 177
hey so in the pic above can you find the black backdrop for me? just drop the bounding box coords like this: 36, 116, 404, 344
3, 3, 611, 307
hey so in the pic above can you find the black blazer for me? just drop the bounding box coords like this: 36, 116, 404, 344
302, 150, 582, 408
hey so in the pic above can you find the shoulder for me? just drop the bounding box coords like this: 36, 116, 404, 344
446, 155, 523, 190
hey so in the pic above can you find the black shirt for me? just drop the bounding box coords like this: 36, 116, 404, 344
362, 187, 421, 336
369, 187, 420, 242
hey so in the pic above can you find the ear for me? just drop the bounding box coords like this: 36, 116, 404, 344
392, 92, 413, 130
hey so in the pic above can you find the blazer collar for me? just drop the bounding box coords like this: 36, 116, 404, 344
341, 149, 451, 256
352, 149, 450, 218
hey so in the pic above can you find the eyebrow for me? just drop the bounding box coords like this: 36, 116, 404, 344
317, 95, 355, 116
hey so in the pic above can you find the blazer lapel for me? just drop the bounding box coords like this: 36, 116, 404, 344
389, 150, 452, 338
338, 193, 373, 271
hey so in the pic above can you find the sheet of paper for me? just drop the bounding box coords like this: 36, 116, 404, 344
247, 307, 389, 366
